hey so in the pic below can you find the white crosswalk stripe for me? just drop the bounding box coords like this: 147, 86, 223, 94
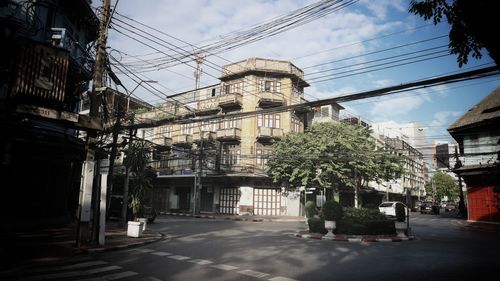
188, 259, 213, 265
74, 270, 138, 281
22, 265, 122, 281
167, 255, 190, 260
4, 259, 163, 281
151, 251, 172, 256
210, 264, 239, 271
238, 269, 270, 278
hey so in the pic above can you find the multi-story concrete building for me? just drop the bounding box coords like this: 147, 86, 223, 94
139, 58, 311, 216
383, 137, 426, 206
0, 0, 99, 225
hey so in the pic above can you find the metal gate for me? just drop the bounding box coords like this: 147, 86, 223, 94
253, 188, 281, 216
219, 187, 240, 214
200, 186, 214, 212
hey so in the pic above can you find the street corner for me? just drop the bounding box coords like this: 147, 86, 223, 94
85, 230, 167, 254
293, 231, 416, 243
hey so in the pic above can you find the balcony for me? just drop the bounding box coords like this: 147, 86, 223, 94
197, 98, 220, 115
218, 93, 243, 109
217, 128, 242, 142
220, 164, 255, 174
257, 127, 283, 143
172, 134, 193, 148
193, 131, 217, 143
152, 136, 172, 148
258, 92, 286, 108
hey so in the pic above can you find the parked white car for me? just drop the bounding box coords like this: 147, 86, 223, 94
379, 201, 408, 217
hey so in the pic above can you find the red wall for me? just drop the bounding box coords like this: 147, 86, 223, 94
467, 186, 500, 222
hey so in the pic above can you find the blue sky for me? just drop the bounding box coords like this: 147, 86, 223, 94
107, 0, 499, 146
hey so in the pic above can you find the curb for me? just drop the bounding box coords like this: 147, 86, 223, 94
293, 233, 416, 242
160, 212, 305, 222
84, 232, 167, 254
161, 212, 216, 220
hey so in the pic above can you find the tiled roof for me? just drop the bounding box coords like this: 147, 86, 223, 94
448, 87, 500, 132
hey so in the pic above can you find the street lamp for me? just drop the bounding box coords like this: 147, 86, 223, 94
126, 80, 158, 112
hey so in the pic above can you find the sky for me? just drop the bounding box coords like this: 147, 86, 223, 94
105, 0, 500, 153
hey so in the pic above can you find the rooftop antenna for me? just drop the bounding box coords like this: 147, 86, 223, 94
194, 53, 205, 90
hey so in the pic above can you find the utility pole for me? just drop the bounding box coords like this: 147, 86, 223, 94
454, 146, 466, 218
78, 0, 111, 247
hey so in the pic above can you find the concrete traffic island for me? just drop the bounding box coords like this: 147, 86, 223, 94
294, 230, 416, 242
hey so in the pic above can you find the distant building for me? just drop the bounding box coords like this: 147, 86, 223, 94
448, 87, 500, 223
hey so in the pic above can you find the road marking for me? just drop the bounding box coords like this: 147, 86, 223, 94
167, 255, 190, 260
151, 251, 172, 256
23, 265, 121, 281
27, 260, 108, 273
237, 269, 270, 278
74, 271, 138, 281
136, 277, 163, 281
188, 259, 213, 265
134, 248, 156, 253
269, 277, 300, 281
210, 264, 239, 271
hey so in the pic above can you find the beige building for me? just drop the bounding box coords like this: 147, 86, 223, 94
139, 58, 312, 216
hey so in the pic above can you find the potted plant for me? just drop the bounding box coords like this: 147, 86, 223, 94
322, 201, 342, 238
395, 202, 407, 237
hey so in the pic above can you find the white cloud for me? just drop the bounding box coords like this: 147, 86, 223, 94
360, 0, 406, 20
369, 94, 424, 119
109, 0, 408, 102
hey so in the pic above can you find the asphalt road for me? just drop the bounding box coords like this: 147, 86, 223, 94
4, 212, 500, 281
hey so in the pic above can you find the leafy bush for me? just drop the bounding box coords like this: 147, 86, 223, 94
308, 217, 327, 234
362, 203, 378, 210
395, 203, 406, 222
336, 207, 395, 235
322, 201, 342, 221
305, 201, 317, 219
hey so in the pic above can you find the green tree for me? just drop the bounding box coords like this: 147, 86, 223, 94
425, 171, 458, 201
124, 139, 154, 219
409, 0, 499, 68
266, 122, 404, 207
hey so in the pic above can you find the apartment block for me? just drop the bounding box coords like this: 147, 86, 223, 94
139, 58, 311, 216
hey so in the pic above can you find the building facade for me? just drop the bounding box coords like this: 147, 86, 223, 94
448, 87, 500, 223
0, 0, 99, 226
138, 58, 310, 216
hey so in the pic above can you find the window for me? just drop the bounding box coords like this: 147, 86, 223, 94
258, 80, 281, 93
201, 120, 219, 132
181, 123, 194, 135
223, 117, 240, 129
257, 113, 281, 128
256, 148, 270, 167
222, 144, 240, 165
291, 115, 301, 132
211, 88, 216, 97
223, 81, 243, 95
162, 126, 172, 138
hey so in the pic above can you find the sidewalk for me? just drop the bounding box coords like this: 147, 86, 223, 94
0, 219, 165, 271
159, 211, 307, 222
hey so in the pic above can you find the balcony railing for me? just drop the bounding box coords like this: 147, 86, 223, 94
217, 128, 241, 141
257, 127, 283, 142
197, 98, 220, 115
193, 131, 217, 142
258, 92, 286, 108
152, 137, 172, 147
220, 164, 254, 174
218, 93, 243, 109
172, 134, 193, 148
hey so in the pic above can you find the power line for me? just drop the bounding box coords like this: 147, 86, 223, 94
127, 66, 499, 130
